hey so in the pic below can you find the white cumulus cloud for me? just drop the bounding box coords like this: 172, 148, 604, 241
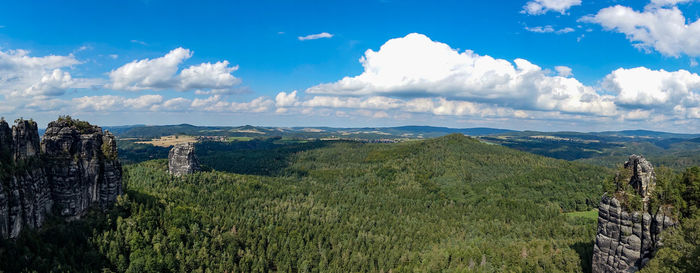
179, 61, 241, 91
602, 67, 700, 110
108, 47, 242, 92
108, 47, 192, 91
24, 69, 75, 96
306, 33, 615, 116
275, 90, 300, 107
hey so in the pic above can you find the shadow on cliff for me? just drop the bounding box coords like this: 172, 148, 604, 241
571, 241, 594, 273
195, 138, 331, 176
0, 190, 160, 273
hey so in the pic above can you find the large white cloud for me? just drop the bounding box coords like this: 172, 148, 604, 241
522, 0, 581, 15
306, 33, 616, 116
108, 47, 241, 92
602, 67, 700, 111
582, 1, 700, 57
292, 33, 700, 122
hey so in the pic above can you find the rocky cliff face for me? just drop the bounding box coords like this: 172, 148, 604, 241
0, 118, 122, 239
12, 119, 41, 161
0, 119, 53, 239
168, 143, 200, 176
592, 155, 676, 273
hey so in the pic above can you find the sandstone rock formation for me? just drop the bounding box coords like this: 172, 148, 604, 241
42, 118, 123, 218
0, 119, 53, 239
168, 143, 200, 176
592, 155, 676, 273
0, 117, 122, 239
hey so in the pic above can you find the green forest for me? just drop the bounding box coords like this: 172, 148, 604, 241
1, 134, 698, 272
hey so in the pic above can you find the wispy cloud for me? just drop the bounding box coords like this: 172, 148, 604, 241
298, 32, 333, 41
130, 39, 148, 46
525, 25, 575, 34
73, 45, 91, 54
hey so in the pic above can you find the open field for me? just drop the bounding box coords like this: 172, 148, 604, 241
226, 136, 254, 142
565, 209, 599, 221
135, 135, 197, 147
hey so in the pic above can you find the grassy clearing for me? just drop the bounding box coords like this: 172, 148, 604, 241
565, 209, 599, 221
226, 136, 254, 142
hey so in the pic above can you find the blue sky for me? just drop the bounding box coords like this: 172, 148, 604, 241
2, 0, 700, 132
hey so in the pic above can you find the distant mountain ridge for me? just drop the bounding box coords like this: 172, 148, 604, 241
595, 129, 700, 139
102, 123, 699, 140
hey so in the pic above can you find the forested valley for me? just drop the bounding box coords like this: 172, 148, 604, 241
1, 134, 698, 272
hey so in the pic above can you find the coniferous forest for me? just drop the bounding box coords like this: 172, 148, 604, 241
1, 134, 698, 272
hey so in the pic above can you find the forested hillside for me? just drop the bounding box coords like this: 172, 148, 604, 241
0, 134, 617, 272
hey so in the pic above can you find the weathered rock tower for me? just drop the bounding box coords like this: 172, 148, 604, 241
168, 142, 201, 176
592, 155, 676, 273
